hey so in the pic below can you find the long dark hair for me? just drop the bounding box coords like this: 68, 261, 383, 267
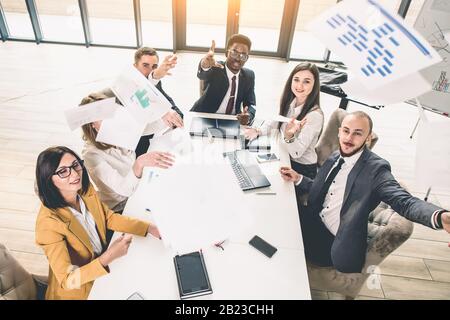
279, 62, 320, 128
36, 146, 90, 209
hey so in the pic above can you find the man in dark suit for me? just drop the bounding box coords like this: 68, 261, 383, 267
280, 111, 450, 273
191, 34, 256, 125
133, 47, 184, 156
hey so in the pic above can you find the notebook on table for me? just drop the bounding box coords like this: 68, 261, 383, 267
174, 251, 213, 300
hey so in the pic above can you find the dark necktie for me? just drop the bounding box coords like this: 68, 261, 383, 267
316, 157, 345, 209
225, 75, 236, 114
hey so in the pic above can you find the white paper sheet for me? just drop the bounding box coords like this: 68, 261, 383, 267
415, 120, 450, 191
147, 128, 193, 157
271, 115, 292, 123
64, 98, 118, 131
110, 66, 171, 124
308, 0, 441, 89
144, 161, 251, 254
341, 72, 432, 105
95, 106, 145, 151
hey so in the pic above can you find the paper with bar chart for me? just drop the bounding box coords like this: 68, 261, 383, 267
110, 65, 171, 124
308, 0, 441, 89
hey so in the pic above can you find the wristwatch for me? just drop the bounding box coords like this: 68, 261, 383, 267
284, 135, 295, 144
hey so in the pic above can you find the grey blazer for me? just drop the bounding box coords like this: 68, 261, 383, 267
297, 147, 441, 273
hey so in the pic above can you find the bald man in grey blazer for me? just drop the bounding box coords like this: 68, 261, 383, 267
281, 111, 450, 273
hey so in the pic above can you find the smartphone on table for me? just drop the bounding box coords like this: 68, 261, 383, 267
249, 235, 277, 258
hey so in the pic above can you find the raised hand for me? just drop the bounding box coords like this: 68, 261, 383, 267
152, 54, 177, 80
284, 117, 307, 140
201, 40, 224, 69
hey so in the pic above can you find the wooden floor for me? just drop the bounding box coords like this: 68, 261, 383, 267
0, 41, 449, 300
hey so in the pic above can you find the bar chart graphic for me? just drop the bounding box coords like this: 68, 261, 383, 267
309, 0, 441, 89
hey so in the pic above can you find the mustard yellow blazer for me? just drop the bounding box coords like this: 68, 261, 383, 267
35, 184, 150, 300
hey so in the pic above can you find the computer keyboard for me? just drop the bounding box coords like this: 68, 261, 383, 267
223, 152, 253, 190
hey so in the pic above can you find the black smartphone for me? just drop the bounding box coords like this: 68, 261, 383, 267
249, 235, 277, 258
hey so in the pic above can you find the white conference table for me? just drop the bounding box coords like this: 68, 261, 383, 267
89, 112, 311, 300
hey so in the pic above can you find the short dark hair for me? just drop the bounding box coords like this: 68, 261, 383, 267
348, 111, 373, 134
36, 146, 90, 209
134, 47, 158, 64
226, 34, 252, 51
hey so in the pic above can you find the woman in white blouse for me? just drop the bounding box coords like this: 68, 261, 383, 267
245, 62, 324, 179
79, 93, 174, 214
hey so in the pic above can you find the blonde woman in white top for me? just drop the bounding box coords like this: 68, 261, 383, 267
79, 93, 174, 214
245, 62, 324, 179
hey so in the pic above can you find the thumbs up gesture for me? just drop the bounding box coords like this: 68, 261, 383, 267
201, 40, 224, 69
237, 106, 250, 125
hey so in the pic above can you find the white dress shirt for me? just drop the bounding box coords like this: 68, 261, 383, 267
259, 100, 324, 165
202, 64, 240, 114
69, 196, 103, 256
319, 150, 364, 235
82, 142, 140, 212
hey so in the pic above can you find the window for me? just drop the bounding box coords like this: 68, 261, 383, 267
186, 0, 228, 49
1, 0, 34, 39
141, 0, 173, 49
35, 0, 84, 43
290, 0, 339, 60
238, 0, 285, 52
86, 0, 136, 46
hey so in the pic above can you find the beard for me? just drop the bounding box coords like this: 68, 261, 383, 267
339, 142, 366, 157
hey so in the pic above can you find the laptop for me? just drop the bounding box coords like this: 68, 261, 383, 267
189, 117, 240, 139
223, 150, 271, 191
240, 135, 271, 152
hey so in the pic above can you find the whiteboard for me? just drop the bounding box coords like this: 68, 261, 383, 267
412, 0, 450, 115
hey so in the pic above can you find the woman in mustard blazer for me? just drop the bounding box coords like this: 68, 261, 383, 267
35, 146, 161, 300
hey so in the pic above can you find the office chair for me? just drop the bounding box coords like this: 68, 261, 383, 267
315, 108, 378, 167
0, 243, 47, 300
306, 109, 413, 299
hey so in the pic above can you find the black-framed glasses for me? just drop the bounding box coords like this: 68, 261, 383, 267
228, 49, 249, 62
53, 160, 84, 179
